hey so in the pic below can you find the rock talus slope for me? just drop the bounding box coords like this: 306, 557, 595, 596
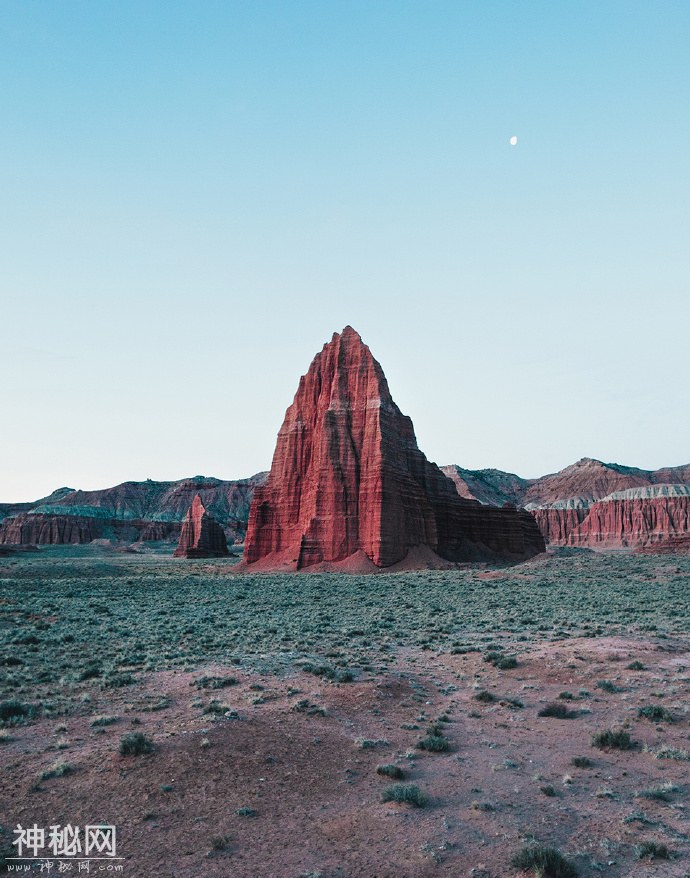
244, 326, 544, 569
173, 494, 229, 558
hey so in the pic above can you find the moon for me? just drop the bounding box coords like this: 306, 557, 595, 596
509, 135, 518, 146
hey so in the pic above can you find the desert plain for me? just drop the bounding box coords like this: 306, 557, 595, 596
1, 547, 689, 877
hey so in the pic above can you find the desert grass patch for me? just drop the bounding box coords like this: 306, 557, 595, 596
644, 744, 690, 761
635, 782, 678, 802
193, 675, 238, 690
0, 699, 39, 725
591, 729, 633, 750
596, 679, 622, 693
510, 844, 577, 877
381, 783, 428, 807
416, 734, 451, 753
376, 764, 405, 779
90, 714, 119, 727
40, 760, 72, 780
119, 731, 154, 756
637, 705, 673, 722
637, 840, 670, 860
537, 703, 578, 719
355, 737, 389, 750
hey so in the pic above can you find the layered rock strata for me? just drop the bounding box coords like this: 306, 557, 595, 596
174, 494, 229, 558
244, 326, 544, 569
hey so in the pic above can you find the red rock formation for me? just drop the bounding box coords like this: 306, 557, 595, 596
534, 493, 690, 549
244, 326, 544, 569
174, 494, 229, 558
0, 475, 265, 547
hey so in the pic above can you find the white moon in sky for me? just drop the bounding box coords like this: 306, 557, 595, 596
509, 135, 518, 146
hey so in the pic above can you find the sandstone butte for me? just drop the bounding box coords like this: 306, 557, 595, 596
173, 494, 229, 558
243, 326, 545, 571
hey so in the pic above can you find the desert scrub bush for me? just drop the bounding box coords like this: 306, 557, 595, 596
193, 675, 238, 689
538, 703, 578, 719
510, 844, 577, 877
90, 715, 118, 727
474, 690, 496, 703
0, 729, 13, 743
637, 841, 670, 860
637, 705, 673, 722
571, 756, 593, 769
210, 834, 232, 851
203, 700, 232, 716
40, 760, 72, 780
484, 650, 518, 670
291, 699, 327, 717
355, 737, 388, 749
591, 729, 633, 750
417, 734, 451, 753
596, 680, 622, 693
119, 732, 154, 756
0, 699, 38, 724
381, 783, 428, 807
646, 745, 690, 761
235, 806, 256, 817
377, 764, 405, 779
540, 784, 557, 797
627, 660, 645, 670
635, 782, 678, 802
101, 671, 136, 689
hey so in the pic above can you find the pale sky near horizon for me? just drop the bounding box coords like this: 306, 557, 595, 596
2, 1, 689, 502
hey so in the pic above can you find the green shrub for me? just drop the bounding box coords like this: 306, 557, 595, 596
474, 690, 496, 703
591, 729, 633, 750
571, 756, 593, 768
648, 745, 690, 761
596, 680, 621, 693
41, 760, 72, 780
496, 655, 518, 670
193, 675, 238, 690
627, 660, 645, 670
355, 737, 388, 749
0, 700, 37, 723
510, 844, 577, 877
635, 782, 678, 802
538, 703, 577, 719
417, 734, 451, 753
119, 732, 154, 756
376, 764, 405, 779
637, 705, 673, 722
637, 841, 670, 860
90, 715, 119, 727
381, 784, 428, 807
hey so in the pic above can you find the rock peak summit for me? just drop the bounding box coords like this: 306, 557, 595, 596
244, 328, 544, 570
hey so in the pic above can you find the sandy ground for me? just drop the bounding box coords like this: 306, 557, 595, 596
2, 635, 690, 877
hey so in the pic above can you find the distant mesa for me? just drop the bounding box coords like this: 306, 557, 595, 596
243, 326, 545, 571
443, 457, 690, 551
0, 475, 266, 549
174, 494, 229, 558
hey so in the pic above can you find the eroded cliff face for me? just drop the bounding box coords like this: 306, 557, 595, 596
440, 458, 690, 551
529, 487, 690, 549
173, 494, 229, 558
0, 476, 265, 547
244, 326, 544, 569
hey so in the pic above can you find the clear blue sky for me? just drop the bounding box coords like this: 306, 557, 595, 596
2, 1, 689, 501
